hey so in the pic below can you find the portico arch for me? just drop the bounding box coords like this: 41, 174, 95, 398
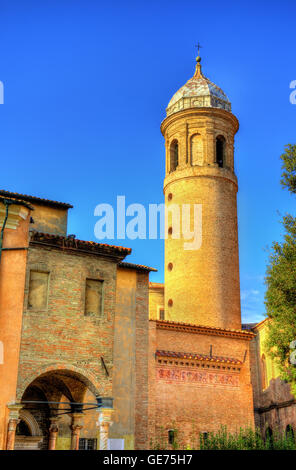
13, 367, 102, 450
17, 363, 101, 401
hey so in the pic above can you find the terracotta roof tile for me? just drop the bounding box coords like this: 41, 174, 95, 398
29, 231, 131, 257
0, 190, 73, 209
119, 262, 157, 272
151, 319, 255, 339
149, 282, 164, 288
156, 350, 242, 365
0, 195, 34, 210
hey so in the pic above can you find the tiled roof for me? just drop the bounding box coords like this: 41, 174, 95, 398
0, 190, 73, 209
119, 262, 157, 272
251, 318, 269, 331
149, 282, 164, 288
0, 195, 34, 210
156, 350, 242, 365
152, 319, 255, 340
29, 231, 131, 258
242, 323, 258, 331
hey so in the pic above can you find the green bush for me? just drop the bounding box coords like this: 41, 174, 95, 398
151, 425, 296, 450
199, 426, 296, 450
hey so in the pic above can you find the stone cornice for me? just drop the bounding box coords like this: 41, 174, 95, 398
160, 107, 239, 136
163, 165, 238, 193
0, 200, 31, 230
151, 319, 255, 340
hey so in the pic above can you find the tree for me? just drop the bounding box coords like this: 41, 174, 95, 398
280, 144, 296, 195
265, 144, 296, 396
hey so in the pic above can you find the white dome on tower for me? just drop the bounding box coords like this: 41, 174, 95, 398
166, 57, 231, 117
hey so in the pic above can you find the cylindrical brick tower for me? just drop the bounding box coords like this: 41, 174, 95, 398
161, 56, 241, 330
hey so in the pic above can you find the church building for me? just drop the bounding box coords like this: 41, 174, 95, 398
0, 55, 295, 450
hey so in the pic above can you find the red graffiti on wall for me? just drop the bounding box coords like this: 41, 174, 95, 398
157, 367, 239, 387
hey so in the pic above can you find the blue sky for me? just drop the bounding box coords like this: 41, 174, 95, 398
0, 0, 295, 323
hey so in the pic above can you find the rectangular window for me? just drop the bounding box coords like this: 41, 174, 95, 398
159, 308, 165, 320
85, 279, 103, 316
168, 429, 175, 445
79, 438, 97, 450
201, 431, 208, 442
28, 271, 49, 310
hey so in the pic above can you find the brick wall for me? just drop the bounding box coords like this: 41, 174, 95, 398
17, 246, 150, 449
134, 272, 149, 449
149, 285, 164, 320
148, 321, 255, 448
17, 244, 117, 400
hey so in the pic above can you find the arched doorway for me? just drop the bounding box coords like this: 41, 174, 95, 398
14, 409, 43, 450
15, 369, 101, 450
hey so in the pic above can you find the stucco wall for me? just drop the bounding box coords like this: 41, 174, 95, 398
0, 203, 31, 449
112, 268, 149, 449
30, 204, 68, 236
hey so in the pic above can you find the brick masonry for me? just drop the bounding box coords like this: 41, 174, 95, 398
148, 321, 255, 448
16, 243, 151, 449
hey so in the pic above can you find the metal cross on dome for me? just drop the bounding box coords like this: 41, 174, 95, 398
195, 42, 202, 56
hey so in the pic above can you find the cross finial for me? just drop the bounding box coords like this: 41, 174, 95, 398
195, 42, 202, 57
193, 43, 203, 78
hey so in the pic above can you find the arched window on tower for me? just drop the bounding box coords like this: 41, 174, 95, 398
261, 354, 268, 390
216, 135, 225, 168
170, 140, 179, 172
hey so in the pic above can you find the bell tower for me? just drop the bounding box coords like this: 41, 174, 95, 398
161, 55, 241, 330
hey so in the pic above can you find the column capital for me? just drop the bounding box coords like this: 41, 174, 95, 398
97, 408, 114, 426
7, 403, 23, 420
71, 424, 83, 433
70, 412, 84, 426
70, 414, 84, 450
49, 416, 60, 433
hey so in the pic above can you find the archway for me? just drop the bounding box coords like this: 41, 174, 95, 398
14, 369, 101, 450
14, 409, 43, 450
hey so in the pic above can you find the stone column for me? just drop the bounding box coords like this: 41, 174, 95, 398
6, 404, 23, 450
97, 408, 114, 450
70, 413, 83, 450
48, 417, 60, 450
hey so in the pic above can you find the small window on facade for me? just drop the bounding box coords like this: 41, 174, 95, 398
168, 429, 175, 445
28, 271, 49, 310
216, 135, 225, 168
200, 432, 208, 444
159, 308, 165, 320
170, 140, 179, 172
79, 438, 97, 450
85, 279, 103, 316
